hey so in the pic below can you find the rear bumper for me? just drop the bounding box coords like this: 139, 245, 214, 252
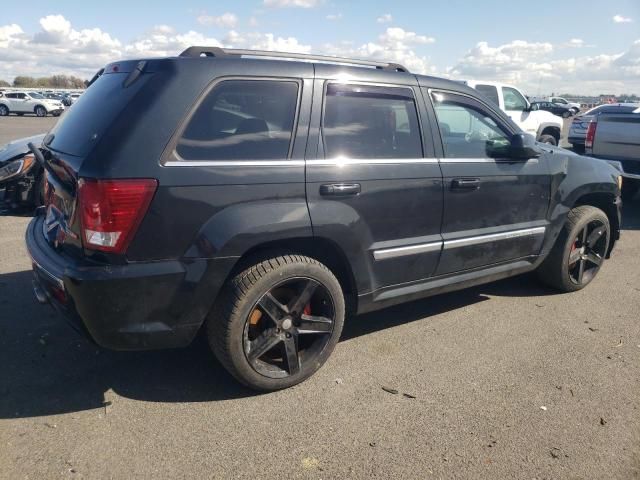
26, 215, 237, 350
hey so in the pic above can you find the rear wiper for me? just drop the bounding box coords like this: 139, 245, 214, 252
86, 68, 104, 88
27, 142, 73, 195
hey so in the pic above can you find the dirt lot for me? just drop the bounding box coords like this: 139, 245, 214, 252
1, 116, 639, 479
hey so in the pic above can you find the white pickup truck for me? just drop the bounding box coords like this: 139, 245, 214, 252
0, 91, 64, 117
461, 80, 563, 146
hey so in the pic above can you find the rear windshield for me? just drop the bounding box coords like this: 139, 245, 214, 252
585, 105, 638, 115
47, 72, 148, 157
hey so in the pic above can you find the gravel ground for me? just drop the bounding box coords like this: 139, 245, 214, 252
1, 115, 639, 480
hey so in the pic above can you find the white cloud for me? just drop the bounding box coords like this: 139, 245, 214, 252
263, 0, 321, 8
613, 14, 633, 23
0, 15, 638, 95
449, 39, 640, 95
320, 27, 436, 74
197, 12, 238, 28
248, 16, 259, 27
377, 14, 393, 24
124, 27, 222, 58
0, 24, 24, 49
326, 13, 342, 21
247, 33, 311, 53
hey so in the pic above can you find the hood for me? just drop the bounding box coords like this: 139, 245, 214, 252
0, 133, 46, 165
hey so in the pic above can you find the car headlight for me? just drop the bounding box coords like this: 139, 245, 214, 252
0, 153, 36, 182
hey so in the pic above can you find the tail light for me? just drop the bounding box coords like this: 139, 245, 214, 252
585, 121, 597, 149
78, 178, 158, 254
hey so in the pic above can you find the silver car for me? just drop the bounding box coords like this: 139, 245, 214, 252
569, 103, 640, 152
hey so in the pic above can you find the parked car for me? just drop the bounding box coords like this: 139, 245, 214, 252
585, 106, 640, 200
0, 133, 46, 209
549, 97, 581, 114
462, 80, 563, 145
43, 93, 65, 101
62, 92, 82, 106
26, 47, 621, 391
568, 103, 640, 152
0, 92, 64, 117
531, 101, 574, 118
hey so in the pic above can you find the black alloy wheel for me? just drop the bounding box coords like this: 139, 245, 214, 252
208, 254, 345, 391
244, 277, 335, 379
567, 219, 608, 286
537, 205, 610, 292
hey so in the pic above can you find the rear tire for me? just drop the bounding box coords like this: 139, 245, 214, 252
207, 254, 345, 391
538, 134, 557, 146
0, 105, 8, 116
537, 206, 610, 292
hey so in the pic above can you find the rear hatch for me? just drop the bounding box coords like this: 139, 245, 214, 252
40, 61, 153, 261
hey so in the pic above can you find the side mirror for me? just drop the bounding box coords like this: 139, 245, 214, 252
529, 103, 539, 111
509, 133, 542, 159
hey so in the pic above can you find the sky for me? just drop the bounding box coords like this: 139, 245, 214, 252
1, 0, 639, 95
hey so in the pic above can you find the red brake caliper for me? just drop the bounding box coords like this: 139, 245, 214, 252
303, 304, 312, 316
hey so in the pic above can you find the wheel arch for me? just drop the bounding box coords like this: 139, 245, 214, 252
539, 124, 561, 143
572, 191, 620, 257
232, 236, 359, 314
33, 104, 47, 114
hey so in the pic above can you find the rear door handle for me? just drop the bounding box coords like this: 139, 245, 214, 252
320, 183, 361, 196
451, 178, 480, 190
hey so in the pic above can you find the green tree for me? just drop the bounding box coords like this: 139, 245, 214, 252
0, 79, 10, 88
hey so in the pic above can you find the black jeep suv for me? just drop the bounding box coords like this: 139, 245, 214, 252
26, 47, 622, 391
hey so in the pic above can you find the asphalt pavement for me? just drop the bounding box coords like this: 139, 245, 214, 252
1, 115, 639, 479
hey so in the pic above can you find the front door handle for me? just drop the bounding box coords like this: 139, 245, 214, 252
320, 183, 361, 196
451, 178, 480, 191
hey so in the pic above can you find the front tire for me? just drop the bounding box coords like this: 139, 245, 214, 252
35, 106, 46, 117
562, 111, 570, 118
537, 206, 610, 292
207, 255, 345, 391
538, 134, 557, 146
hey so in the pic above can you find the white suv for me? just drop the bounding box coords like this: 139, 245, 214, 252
461, 80, 563, 145
0, 91, 65, 117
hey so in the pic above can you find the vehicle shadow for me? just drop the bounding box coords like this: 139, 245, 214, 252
0, 267, 555, 419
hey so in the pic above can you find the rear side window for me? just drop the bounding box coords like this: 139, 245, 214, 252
474, 84, 500, 106
177, 80, 299, 161
322, 83, 423, 159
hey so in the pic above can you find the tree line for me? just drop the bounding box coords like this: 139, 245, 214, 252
0, 75, 87, 89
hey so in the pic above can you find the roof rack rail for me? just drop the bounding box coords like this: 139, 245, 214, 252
178, 46, 409, 73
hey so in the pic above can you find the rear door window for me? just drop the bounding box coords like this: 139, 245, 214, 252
502, 87, 528, 112
322, 83, 423, 159
474, 84, 500, 106
176, 80, 299, 161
